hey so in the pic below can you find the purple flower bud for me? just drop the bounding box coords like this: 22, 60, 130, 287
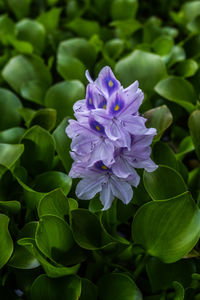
66, 66, 158, 210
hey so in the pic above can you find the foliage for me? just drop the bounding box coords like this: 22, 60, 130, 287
0, 0, 200, 299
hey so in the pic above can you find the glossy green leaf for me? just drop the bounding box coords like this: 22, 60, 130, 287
0, 214, 13, 268
0, 127, 26, 144
143, 165, 187, 200
7, 0, 31, 20
53, 117, 72, 173
173, 281, 184, 300
152, 35, 174, 56
57, 38, 97, 82
16, 19, 46, 54
132, 192, 200, 263
144, 105, 173, 141
0, 14, 15, 45
0, 88, 22, 131
27, 108, 57, 131
33, 171, 72, 195
67, 18, 100, 38
104, 39, 124, 60
71, 209, 114, 250
111, 0, 138, 20
155, 76, 196, 113
2, 55, 52, 104
188, 110, 200, 160
175, 59, 198, 78
0, 200, 21, 214
176, 136, 195, 160
146, 257, 195, 292
80, 279, 98, 300
18, 237, 80, 277
115, 50, 166, 92
187, 15, 200, 33
152, 142, 178, 170
45, 81, 85, 123
20, 126, 55, 175
181, 1, 200, 23
37, 7, 62, 32
98, 273, 142, 300
8, 244, 40, 269
35, 215, 74, 262
38, 189, 69, 219
0, 143, 24, 179
30, 275, 81, 300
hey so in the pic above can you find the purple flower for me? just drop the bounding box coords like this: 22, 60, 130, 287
66, 66, 158, 210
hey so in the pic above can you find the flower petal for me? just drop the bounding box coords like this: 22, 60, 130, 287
76, 177, 104, 200
95, 66, 121, 97
100, 182, 115, 210
110, 176, 133, 205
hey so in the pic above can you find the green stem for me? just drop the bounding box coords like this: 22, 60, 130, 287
133, 253, 150, 280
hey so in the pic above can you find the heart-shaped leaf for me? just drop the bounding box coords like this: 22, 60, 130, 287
132, 192, 200, 263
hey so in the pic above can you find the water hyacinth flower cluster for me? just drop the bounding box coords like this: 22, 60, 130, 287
66, 67, 158, 210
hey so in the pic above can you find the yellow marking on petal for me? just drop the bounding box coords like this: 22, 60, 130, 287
103, 104, 107, 109
96, 125, 101, 131
114, 104, 120, 111
108, 80, 114, 87
89, 97, 92, 104
101, 165, 108, 170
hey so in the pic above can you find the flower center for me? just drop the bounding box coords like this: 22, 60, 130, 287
108, 80, 114, 87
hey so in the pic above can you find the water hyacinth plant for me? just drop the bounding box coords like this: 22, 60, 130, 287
2, 0, 200, 299
66, 67, 158, 210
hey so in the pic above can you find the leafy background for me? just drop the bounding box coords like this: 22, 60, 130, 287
1, 0, 200, 299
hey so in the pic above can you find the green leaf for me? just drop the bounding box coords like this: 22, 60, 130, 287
0, 200, 21, 214
16, 19, 46, 54
33, 171, 72, 195
143, 165, 187, 200
27, 108, 57, 131
104, 39, 124, 60
7, 0, 31, 20
152, 142, 178, 170
30, 275, 81, 300
0, 88, 22, 131
53, 117, 72, 173
144, 105, 173, 141
0, 14, 15, 45
173, 281, 184, 300
175, 59, 199, 78
38, 189, 69, 219
20, 126, 55, 175
2, 55, 52, 104
111, 0, 138, 20
80, 279, 98, 300
98, 273, 142, 300
176, 136, 195, 160
188, 110, 200, 160
115, 50, 167, 92
0, 214, 13, 268
37, 7, 62, 32
71, 209, 114, 250
181, 1, 200, 23
8, 244, 40, 269
146, 257, 195, 293
155, 76, 196, 113
45, 81, 85, 123
0, 127, 26, 144
66, 18, 100, 38
57, 38, 97, 82
0, 143, 24, 179
35, 215, 74, 263
132, 192, 200, 263
152, 35, 174, 56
